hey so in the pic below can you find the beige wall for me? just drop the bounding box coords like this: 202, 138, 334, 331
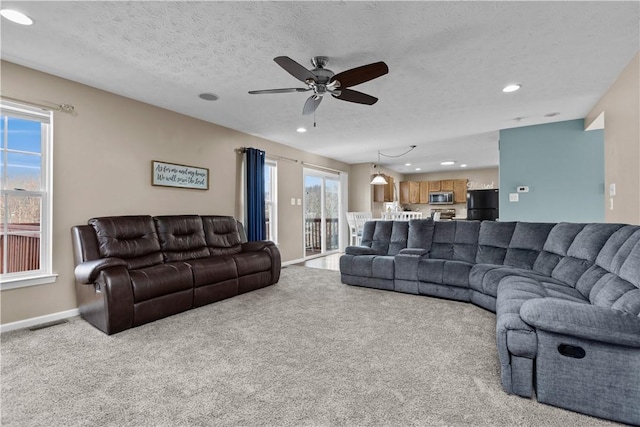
0, 61, 349, 324
586, 52, 640, 225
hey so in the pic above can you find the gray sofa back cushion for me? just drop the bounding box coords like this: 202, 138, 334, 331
503, 222, 555, 269
408, 218, 435, 250
360, 221, 409, 255
88, 215, 163, 270
550, 223, 624, 287
154, 215, 209, 262
533, 223, 586, 276
430, 221, 480, 263
583, 226, 640, 315
476, 221, 517, 265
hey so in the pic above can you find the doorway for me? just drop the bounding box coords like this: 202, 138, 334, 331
303, 168, 341, 258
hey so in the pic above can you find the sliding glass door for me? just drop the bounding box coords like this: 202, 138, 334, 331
303, 168, 340, 258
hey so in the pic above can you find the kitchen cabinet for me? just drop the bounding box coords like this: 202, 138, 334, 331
400, 181, 420, 204
373, 175, 394, 202
428, 180, 441, 192
454, 179, 468, 203
441, 180, 454, 191
419, 181, 430, 203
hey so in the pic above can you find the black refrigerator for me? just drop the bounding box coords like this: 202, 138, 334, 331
467, 189, 499, 221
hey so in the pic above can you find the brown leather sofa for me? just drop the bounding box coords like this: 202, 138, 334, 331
72, 215, 281, 335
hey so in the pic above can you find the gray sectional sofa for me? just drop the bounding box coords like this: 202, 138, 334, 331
340, 219, 640, 425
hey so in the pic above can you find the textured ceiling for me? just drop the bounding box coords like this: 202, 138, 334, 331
1, 1, 638, 173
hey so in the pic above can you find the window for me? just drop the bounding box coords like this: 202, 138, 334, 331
264, 160, 277, 243
0, 101, 55, 289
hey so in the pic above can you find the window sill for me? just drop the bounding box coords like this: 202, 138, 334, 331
1, 273, 58, 290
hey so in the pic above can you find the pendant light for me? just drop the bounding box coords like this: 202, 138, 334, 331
370, 150, 388, 185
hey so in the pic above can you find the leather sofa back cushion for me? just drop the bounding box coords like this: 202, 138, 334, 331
201, 216, 243, 255
89, 216, 163, 270
154, 215, 209, 262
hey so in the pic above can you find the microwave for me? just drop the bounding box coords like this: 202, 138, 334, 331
429, 191, 454, 205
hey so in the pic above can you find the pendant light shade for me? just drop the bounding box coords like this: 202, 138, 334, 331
370, 174, 388, 185
370, 150, 388, 185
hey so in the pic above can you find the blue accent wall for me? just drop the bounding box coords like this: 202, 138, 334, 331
499, 119, 604, 222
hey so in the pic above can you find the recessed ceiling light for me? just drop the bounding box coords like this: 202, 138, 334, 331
0, 9, 33, 25
460, 164, 468, 168
296, 127, 307, 133
198, 93, 219, 101
405, 163, 411, 166
415, 168, 421, 171
440, 161, 456, 166
502, 84, 521, 93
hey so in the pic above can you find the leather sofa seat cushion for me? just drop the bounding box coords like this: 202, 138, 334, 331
232, 251, 272, 276
129, 262, 193, 303
418, 259, 473, 288
89, 216, 163, 269
201, 216, 243, 255
186, 256, 238, 287
154, 215, 209, 261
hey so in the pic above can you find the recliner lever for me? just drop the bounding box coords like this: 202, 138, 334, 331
557, 343, 586, 359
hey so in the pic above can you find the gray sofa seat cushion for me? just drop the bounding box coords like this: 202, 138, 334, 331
469, 264, 565, 298
418, 259, 474, 288
340, 254, 395, 280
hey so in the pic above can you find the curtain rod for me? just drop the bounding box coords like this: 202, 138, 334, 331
236, 147, 298, 163
301, 161, 345, 174
1, 95, 75, 114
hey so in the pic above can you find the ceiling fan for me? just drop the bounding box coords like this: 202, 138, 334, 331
248, 56, 389, 116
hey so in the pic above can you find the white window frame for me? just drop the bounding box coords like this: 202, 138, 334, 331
265, 160, 278, 244
0, 101, 57, 290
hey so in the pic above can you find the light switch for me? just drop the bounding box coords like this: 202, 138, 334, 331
610, 183, 616, 197
296, 198, 302, 205
509, 193, 519, 202
291, 198, 296, 205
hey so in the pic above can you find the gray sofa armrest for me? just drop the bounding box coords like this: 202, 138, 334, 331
74, 258, 128, 284
521, 298, 640, 348
345, 246, 379, 256
398, 248, 429, 256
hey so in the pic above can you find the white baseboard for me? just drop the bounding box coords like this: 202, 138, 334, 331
282, 258, 305, 266
1, 308, 80, 334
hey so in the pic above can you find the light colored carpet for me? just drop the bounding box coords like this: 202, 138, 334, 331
1, 266, 617, 426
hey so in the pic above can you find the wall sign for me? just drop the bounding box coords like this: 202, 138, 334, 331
152, 160, 209, 190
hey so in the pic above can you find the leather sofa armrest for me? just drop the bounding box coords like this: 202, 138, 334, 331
241, 240, 275, 252
398, 248, 429, 256
74, 258, 128, 284
521, 298, 640, 348
345, 246, 379, 256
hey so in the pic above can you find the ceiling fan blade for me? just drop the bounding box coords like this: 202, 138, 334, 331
274, 56, 317, 83
330, 61, 389, 88
302, 95, 322, 116
248, 88, 310, 94
332, 88, 378, 105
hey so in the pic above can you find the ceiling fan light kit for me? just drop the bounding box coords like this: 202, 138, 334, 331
249, 56, 389, 117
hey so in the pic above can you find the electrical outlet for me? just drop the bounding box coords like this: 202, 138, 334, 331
509, 193, 519, 202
